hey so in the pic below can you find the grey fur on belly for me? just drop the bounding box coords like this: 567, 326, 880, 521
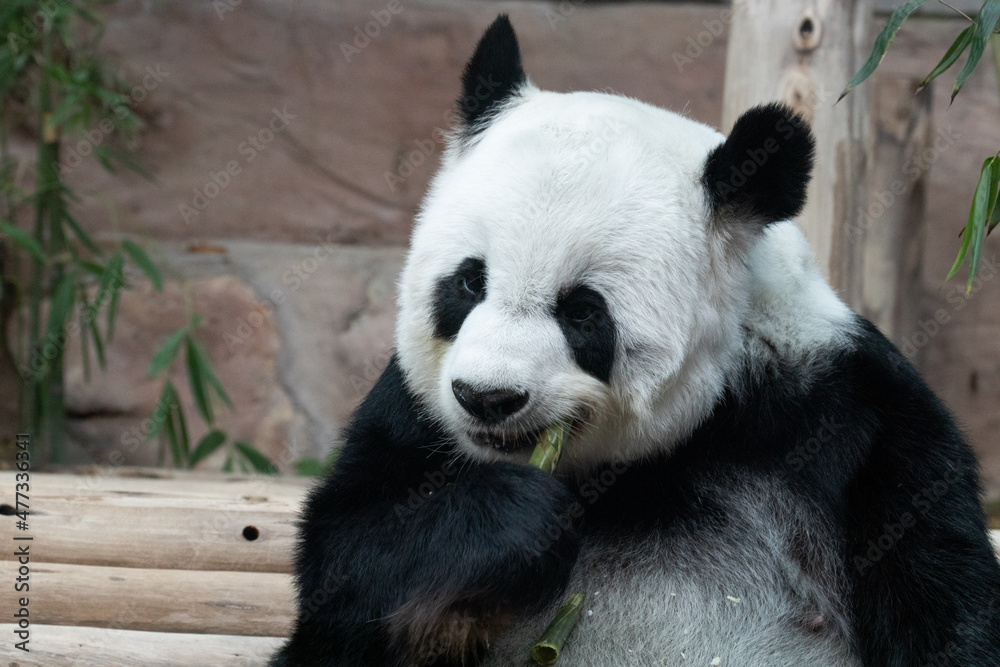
486, 487, 860, 667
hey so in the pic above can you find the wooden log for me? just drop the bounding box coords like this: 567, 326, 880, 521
0, 473, 300, 572
29, 467, 311, 499
13, 624, 283, 667
31, 562, 293, 637
23, 473, 304, 511
722, 0, 873, 300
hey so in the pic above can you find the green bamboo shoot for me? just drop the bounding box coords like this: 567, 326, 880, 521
528, 422, 570, 473
528, 422, 584, 664
530, 592, 586, 665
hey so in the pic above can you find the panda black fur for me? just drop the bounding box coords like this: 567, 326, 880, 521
272, 15, 1000, 667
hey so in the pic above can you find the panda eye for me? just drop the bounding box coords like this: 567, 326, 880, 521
456, 268, 486, 300
563, 304, 596, 323
461, 274, 483, 296
556, 286, 605, 328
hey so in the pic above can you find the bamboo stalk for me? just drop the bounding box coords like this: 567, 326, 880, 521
528, 423, 585, 664
527, 422, 569, 473
530, 592, 586, 665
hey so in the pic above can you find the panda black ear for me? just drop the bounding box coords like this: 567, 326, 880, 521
457, 14, 527, 134
702, 103, 815, 225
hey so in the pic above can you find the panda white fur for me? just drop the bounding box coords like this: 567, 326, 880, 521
272, 15, 1000, 667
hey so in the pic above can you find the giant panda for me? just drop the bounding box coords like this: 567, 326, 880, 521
272, 15, 1000, 667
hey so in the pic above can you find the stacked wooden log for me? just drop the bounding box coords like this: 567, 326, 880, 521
0, 468, 309, 666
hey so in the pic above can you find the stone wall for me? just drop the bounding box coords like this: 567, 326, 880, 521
5, 1, 999, 496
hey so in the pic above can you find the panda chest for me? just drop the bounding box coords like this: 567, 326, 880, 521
486, 529, 861, 667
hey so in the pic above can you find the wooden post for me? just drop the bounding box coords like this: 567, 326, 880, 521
722, 0, 872, 299
858, 78, 931, 343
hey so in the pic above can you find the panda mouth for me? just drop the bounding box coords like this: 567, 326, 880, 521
468, 425, 548, 454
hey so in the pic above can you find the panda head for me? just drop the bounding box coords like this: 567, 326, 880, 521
396, 15, 815, 469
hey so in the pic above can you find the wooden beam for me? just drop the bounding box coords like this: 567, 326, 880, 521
21, 624, 283, 667
32, 562, 293, 637
722, 0, 873, 301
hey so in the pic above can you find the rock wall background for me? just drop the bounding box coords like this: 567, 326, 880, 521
3, 1, 999, 497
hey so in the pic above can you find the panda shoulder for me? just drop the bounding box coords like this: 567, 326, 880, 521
741, 220, 857, 365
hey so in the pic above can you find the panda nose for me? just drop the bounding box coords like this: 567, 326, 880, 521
452, 380, 529, 424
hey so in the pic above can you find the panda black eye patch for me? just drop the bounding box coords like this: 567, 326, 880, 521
433, 257, 487, 340
555, 285, 616, 383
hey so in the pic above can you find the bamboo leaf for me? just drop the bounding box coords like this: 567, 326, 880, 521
79, 291, 91, 382
294, 458, 326, 477
0, 220, 45, 260
76, 259, 106, 278
189, 337, 232, 408
46, 274, 76, 344
917, 25, 973, 92
87, 309, 106, 368
956, 156, 1000, 292
148, 381, 176, 442
148, 328, 187, 377
97, 145, 154, 182
952, 2, 1000, 102
222, 453, 234, 473
967, 157, 1000, 291
121, 239, 162, 291
98, 253, 125, 339
186, 337, 213, 423
189, 429, 227, 467
235, 441, 279, 475
94, 145, 115, 172
988, 198, 1000, 234
164, 396, 184, 467
986, 159, 1000, 235
840, 0, 928, 102
65, 212, 101, 254
174, 398, 191, 463
947, 192, 981, 281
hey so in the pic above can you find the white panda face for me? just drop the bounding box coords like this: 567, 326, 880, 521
395, 17, 814, 469
397, 93, 739, 468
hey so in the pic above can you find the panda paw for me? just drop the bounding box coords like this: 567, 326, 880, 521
435, 461, 581, 605
386, 462, 580, 662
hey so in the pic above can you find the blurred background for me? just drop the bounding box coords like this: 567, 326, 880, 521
1, 1, 998, 505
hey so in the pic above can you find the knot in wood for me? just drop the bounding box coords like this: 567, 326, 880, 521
794, 12, 822, 52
